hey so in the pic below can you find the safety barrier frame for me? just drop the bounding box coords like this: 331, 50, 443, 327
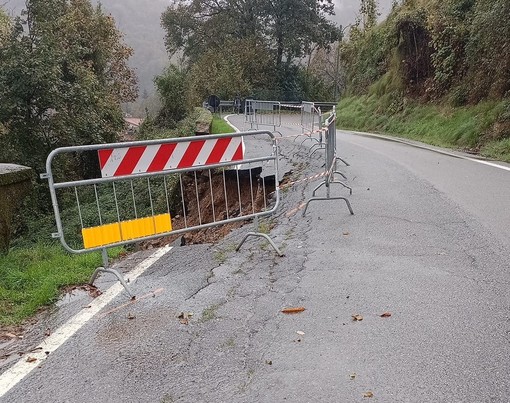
43, 131, 282, 294
245, 99, 282, 133
302, 107, 354, 216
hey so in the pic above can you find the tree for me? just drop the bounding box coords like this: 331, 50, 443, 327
161, 0, 340, 68
160, 0, 340, 104
154, 64, 189, 127
0, 0, 137, 176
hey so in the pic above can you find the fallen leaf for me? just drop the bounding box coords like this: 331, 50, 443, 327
3, 332, 18, 339
352, 314, 363, 322
281, 307, 306, 314
127, 313, 136, 320
296, 331, 305, 336
380, 312, 392, 318
265, 360, 272, 365
363, 391, 374, 398
26, 357, 37, 363
343, 231, 350, 236
178, 312, 193, 325
349, 373, 356, 380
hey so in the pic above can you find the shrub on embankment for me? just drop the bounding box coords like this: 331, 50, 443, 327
337, 0, 510, 162
336, 96, 510, 162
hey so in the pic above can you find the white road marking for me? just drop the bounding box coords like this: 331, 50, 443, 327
345, 130, 510, 172
0, 245, 172, 398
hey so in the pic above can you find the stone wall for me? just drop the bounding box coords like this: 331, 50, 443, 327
0, 164, 33, 253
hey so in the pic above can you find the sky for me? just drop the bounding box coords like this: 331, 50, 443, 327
331, 0, 393, 28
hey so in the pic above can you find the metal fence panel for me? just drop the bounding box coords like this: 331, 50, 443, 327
44, 131, 280, 256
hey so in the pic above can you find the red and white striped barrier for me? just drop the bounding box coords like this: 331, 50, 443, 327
98, 137, 244, 178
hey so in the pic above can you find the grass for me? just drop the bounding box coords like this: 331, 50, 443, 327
0, 242, 123, 326
211, 114, 236, 134
336, 95, 510, 161
200, 303, 221, 322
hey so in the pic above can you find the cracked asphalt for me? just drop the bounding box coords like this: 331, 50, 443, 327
2, 114, 510, 402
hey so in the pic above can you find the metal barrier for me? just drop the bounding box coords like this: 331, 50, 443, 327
43, 131, 282, 295
303, 108, 354, 216
301, 101, 320, 134
298, 102, 325, 153
219, 100, 242, 116
245, 99, 281, 133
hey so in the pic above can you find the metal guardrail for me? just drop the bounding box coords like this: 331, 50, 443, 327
302, 107, 354, 216
245, 99, 281, 133
43, 131, 282, 295
301, 101, 320, 135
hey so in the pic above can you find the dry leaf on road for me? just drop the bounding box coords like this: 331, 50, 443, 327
281, 307, 306, 314
349, 373, 357, 380
380, 312, 392, 318
178, 312, 193, 325
352, 314, 363, 322
26, 357, 37, 363
363, 391, 374, 398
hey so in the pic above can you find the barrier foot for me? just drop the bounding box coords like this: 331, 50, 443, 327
336, 156, 350, 167
302, 196, 354, 217
312, 180, 352, 196
331, 179, 353, 195
236, 232, 284, 257
89, 267, 133, 297
309, 145, 325, 158
333, 170, 348, 180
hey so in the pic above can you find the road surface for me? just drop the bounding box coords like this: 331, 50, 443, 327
1, 114, 509, 402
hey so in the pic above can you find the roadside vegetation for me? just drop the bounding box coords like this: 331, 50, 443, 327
336, 0, 510, 161
211, 115, 235, 134
0, 246, 123, 326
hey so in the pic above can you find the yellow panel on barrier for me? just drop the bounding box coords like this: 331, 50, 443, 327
82, 222, 122, 249
81, 213, 172, 249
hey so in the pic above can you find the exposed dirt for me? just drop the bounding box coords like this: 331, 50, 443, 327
146, 168, 276, 246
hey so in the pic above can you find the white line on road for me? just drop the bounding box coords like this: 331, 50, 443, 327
344, 130, 510, 172
0, 245, 172, 399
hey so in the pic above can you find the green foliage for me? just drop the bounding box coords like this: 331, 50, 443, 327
160, 0, 340, 105
154, 65, 189, 127
0, 0, 137, 174
211, 115, 235, 134
0, 8, 9, 42
464, 0, 510, 101
341, 0, 510, 103
0, 243, 123, 325
337, 95, 509, 160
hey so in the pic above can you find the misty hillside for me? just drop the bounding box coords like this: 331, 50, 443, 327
2, 0, 170, 96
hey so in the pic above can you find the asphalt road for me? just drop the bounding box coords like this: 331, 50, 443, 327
1, 114, 509, 402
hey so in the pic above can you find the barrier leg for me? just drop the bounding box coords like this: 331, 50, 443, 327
309, 145, 325, 157
302, 196, 354, 217
89, 248, 133, 297
236, 232, 284, 257
334, 170, 348, 180
331, 179, 353, 195
236, 217, 284, 257
312, 181, 325, 196
336, 156, 350, 167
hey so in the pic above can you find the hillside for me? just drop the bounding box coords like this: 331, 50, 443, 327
3, 0, 169, 96
337, 0, 510, 161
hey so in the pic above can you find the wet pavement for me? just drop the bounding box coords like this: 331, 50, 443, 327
1, 114, 510, 402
